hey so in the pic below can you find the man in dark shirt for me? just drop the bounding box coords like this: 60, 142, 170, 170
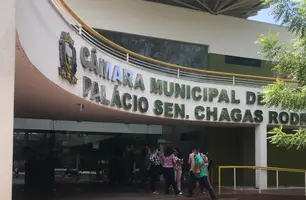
139, 145, 150, 190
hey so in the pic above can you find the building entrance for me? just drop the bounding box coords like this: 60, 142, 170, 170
13, 122, 265, 199
13, 130, 161, 194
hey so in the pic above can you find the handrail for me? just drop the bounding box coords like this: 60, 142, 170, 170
57, 0, 291, 83
218, 165, 306, 195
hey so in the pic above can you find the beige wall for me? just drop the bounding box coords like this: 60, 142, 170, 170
0, 0, 15, 199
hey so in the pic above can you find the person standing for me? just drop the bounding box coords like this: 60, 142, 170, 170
206, 152, 214, 186
193, 149, 217, 200
196, 150, 209, 194
203, 152, 213, 187
174, 148, 183, 194
148, 148, 161, 194
139, 145, 151, 190
161, 146, 179, 195
185, 149, 196, 197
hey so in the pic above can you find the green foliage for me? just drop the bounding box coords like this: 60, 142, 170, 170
268, 126, 306, 149
264, 0, 306, 36
257, 0, 306, 149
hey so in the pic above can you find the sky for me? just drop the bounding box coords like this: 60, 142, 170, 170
248, 7, 278, 24
249, 0, 302, 24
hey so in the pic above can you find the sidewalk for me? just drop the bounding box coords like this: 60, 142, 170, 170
12, 183, 306, 200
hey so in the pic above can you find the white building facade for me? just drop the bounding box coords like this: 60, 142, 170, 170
2, 0, 299, 199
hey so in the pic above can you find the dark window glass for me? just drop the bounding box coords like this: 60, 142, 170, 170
94, 29, 209, 69
180, 131, 200, 141
225, 55, 261, 68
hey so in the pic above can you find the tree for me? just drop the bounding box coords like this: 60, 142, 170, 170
256, 0, 306, 149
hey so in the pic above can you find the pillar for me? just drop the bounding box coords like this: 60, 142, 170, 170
255, 123, 267, 189
0, 0, 15, 199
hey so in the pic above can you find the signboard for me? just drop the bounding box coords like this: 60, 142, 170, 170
58, 32, 306, 126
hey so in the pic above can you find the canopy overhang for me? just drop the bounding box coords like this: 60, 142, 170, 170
145, 0, 268, 18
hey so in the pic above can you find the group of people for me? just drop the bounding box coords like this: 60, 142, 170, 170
141, 145, 217, 199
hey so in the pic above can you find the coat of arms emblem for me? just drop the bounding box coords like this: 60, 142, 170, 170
58, 31, 77, 84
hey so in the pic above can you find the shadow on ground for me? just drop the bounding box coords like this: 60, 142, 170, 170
12, 183, 306, 200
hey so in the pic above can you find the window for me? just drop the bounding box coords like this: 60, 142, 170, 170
225, 55, 261, 68
94, 29, 209, 69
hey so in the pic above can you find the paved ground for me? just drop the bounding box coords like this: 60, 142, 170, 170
12, 192, 306, 200
12, 189, 306, 200
12, 181, 306, 200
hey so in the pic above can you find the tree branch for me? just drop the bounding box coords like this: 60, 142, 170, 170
268, 126, 306, 149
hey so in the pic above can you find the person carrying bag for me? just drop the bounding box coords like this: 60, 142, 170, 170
148, 148, 162, 194
193, 149, 216, 200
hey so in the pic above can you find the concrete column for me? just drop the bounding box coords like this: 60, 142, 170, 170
255, 123, 268, 189
0, 0, 15, 199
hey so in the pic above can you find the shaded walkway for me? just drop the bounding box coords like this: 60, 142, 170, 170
12, 183, 306, 200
